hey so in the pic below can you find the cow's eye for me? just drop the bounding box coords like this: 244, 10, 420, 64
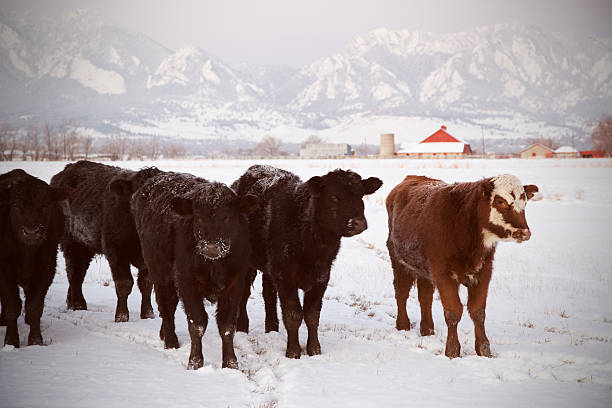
497, 199, 506, 206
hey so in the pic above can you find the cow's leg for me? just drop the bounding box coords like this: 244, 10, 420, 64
417, 277, 435, 336
276, 277, 303, 358
216, 276, 246, 369
236, 268, 256, 333
24, 258, 55, 346
262, 273, 279, 333
62, 240, 93, 311
0, 298, 6, 326
155, 278, 179, 349
435, 272, 463, 358
0, 275, 21, 348
303, 281, 328, 356
468, 258, 493, 357
389, 246, 415, 330
106, 250, 134, 322
177, 275, 208, 370
137, 268, 154, 319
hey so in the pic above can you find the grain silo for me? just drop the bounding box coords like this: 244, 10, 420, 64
380, 133, 395, 157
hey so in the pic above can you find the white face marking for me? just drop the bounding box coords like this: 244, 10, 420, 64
491, 174, 526, 213
483, 174, 528, 247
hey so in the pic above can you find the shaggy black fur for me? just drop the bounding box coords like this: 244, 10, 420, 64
122, 171, 257, 370
50, 161, 161, 322
0, 169, 68, 347
232, 165, 382, 358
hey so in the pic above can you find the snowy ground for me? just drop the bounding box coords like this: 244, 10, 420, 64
1, 158, 611, 408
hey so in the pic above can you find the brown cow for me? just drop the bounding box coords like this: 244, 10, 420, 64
386, 174, 538, 358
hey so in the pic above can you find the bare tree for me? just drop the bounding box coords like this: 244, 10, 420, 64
146, 136, 160, 160
251, 135, 286, 156
82, 132, 94, 160
44, 123, 60, 161
300, 134, 324, 148
591, 115, 612, 154
19, 130, 30, 160
26, 122, 43, 161
65, 126, 80, 160
163, 141, 186, 158
0, 122, 12, 161
103, 133, 128, 161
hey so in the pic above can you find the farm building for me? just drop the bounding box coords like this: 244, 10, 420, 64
580, 150, 608, 158
520, 143, 554, 159
396, 125, 472, 158
554, 146, 579, 158
300, 143, 352, 159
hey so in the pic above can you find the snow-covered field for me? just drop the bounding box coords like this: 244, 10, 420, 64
1, 158, 611, 408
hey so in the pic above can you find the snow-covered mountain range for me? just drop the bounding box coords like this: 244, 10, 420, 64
1, 9, 611, 148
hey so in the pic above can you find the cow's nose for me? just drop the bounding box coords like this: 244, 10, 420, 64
346, 217, 367, 236
22, 226, 38, 237
512, 228, 531, 242
202, 243, 222, 259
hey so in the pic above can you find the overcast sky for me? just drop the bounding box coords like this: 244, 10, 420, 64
2, 0, 611, 67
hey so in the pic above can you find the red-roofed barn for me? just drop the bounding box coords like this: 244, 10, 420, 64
397, 125, 472, 158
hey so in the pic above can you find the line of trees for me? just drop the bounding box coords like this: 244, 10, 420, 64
0, 121, 186, 161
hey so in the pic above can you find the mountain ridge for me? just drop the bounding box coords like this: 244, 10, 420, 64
0, 9, 610, 149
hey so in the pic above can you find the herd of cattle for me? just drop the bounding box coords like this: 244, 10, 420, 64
0, 161, 537, 369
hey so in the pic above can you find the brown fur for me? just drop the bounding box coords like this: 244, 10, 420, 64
386, 175, 537, 358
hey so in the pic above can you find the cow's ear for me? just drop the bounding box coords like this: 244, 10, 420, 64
109, 178, 133, 197
479, 179, 494, 198
239, 194, 258, 214
171, 196, 193, 216
51, 186, 73, 202
362, 177, 383, 195
524, 184, 539, 200
306, 176, 324, 197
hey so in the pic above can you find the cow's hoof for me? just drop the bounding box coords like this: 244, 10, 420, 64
140, 307, 155, 319
4, 335, 19, 348
285, 348, 301, 359
396, 317, 410, 331
236, 319, 249, 334
307, 341, 321, 356
476, 340, 492, 357
222, 359, 239, 370
115, 311, 129, 323
187, 356, 203, 370
445, 342, 460, 359
420, 325, 434, 336
265, 320, 279, 333
164, 334, 179, 349
28, 334, 44, 346
67, 299, 87, 311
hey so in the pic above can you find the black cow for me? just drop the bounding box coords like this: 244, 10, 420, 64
50, 161, 161, 322
233, 165, 382, 358
0, 169, 68, 347
116, 171, 257, 369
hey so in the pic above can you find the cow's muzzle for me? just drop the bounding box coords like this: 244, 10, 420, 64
196, 239, 230, 260
344, 217, 367, 237
20, 225, 46, 245
512, 228, 531, 242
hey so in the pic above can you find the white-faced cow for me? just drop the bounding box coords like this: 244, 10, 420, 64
386, 174, 538, 358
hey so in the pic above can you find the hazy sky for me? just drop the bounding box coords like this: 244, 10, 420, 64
2, 0, 612, 66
